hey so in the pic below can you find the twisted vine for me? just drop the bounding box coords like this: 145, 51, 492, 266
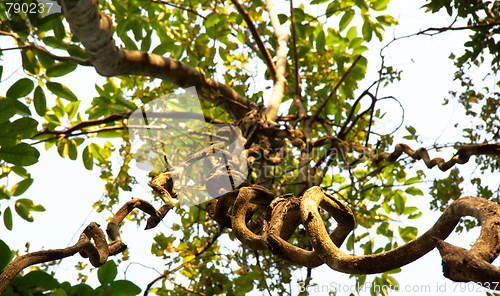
0, 198, 167, 294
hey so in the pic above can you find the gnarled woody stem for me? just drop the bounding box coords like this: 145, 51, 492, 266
0, 198, 172, 295
227, 184, 500, 287
261, 193, 354, 268
300, 187, 500, 286
0, 222, 106, 294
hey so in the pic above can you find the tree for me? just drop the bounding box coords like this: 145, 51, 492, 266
0, 0, 500, 295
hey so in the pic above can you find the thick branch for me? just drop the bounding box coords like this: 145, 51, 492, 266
59, 0, 254, 120
263, 0, 290, 122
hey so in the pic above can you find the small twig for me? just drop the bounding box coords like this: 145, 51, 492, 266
32, 111, 229, 142
0, 30, 93, 66
150, 0, 206, 18
289, 0, 306, 118
230, 0, 277, 83
382, 21, 500, 53
337, 91, 376, 140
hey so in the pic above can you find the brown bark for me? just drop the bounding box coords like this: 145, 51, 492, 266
59, 0, 255, 120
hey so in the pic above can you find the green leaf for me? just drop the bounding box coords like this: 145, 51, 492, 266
15, 199, 33, 222
339, 11, 354, 32
19, 270, 59, 290
3, 207, 13, 230
46, 62, 78, 77
128, 18, 142, 40
67, 45, 89, 59
82, 146, 94, 170
0, 184, 12, 200
346, 233, 354, 251
405, 187, 423, 196
121, 34, 138, 50
89, 143, 107, 163
394, 194, 404, 215
15, 100, 31, 116
0, 239, 12, 270
204, 13, 220, 27
152, 42, 174, 56
141, 30, 152, 52
52, 17, 66, 39
354, 0, 369, 12
310, 0, 329, 4
382, 273, 399, 288
398, 226, 418, 243
373, 0, 391, 11
0, 143, 40, 166
21, 49, 40, 75
51, 289, 68, 296
46, 82, 78, 102
278, 14, 288, 25
96, 130, 123, 138
385, 268, 401, 274
0, 122, 17, 147
11, 166, 30, 178
233, 273, 255, 296
19, 198, 45, 212
376, 222, 393, 238
404, 177, 420, 185
73, 138, 85, 146
57, 140, 69, 158
34, 86, 47, 116
0, 98, 17, 123
376, 15, 398, 26
6, 78, 34, 99
54, 97, 66, 120
68, 139, 78, 160
403, 206, 418, 215
69, 284, 94, 295
109, 280, 141, 295
65, 101, 80, 121
362, 21, 373, 41
346, 26, 357, 40
10, 117, 38, 139
98, 260, 118, 285
35, 50, 56, 68
45, 110, 62, 126
408, 212, 423, 219
316, 30, 325, 51
43, 36, 69, 49
11, 178, 34, 196
405, 125, 416, 135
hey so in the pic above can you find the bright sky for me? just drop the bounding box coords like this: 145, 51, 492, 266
0, 0, 497, 295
